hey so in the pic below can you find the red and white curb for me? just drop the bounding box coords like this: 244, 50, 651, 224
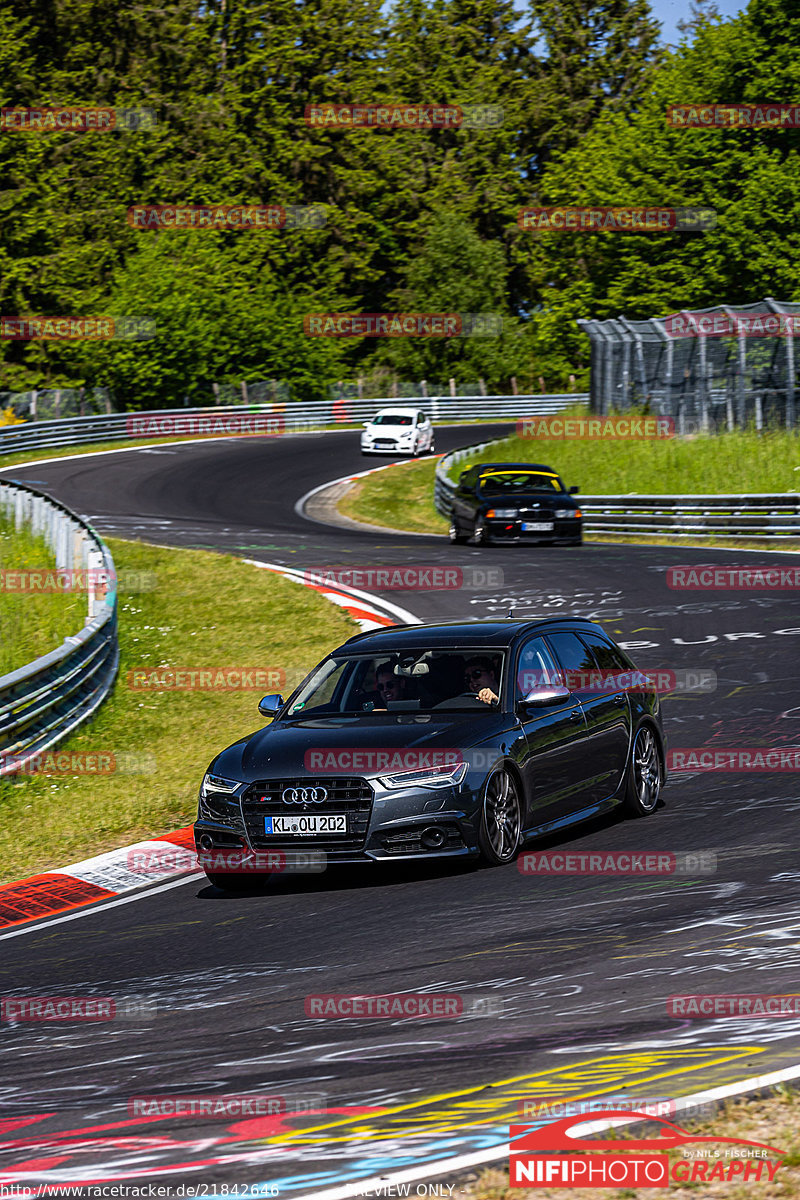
0, 560, 420, 931
245, 558, 421, 631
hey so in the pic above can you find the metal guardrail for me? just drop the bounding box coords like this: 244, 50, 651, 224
0, 484, 119, 776
0, 395, 585, 458
435, 444, 800, 539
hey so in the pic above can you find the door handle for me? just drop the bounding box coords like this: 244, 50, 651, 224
570, 708, 583, 721
613, 694, 627, 706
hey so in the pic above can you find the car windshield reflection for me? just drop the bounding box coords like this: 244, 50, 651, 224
285, 650, 506, 715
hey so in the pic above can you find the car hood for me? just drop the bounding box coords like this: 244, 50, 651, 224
209, 713, 510, 781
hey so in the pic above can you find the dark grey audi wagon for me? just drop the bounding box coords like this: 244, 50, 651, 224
194, 618, 666, 889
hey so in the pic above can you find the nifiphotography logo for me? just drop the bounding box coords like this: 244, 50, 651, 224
509, 1110, 785, 1187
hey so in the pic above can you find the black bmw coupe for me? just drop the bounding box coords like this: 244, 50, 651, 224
448, 462, 583, 545
194, 619, 666, 890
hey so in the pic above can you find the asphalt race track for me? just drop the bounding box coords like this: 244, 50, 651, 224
1, 426, 800, 1194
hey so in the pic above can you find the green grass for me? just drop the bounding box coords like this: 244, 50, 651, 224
447, 425, 800, 495
0, 537, 356, 884
340, 457, 448, 534
339, 425, 800, 548
0, 517, 86, 675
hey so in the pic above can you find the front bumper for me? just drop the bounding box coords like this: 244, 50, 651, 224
194, 776, 483, 865
361, 441, 415, 455
483, 517, 583, 543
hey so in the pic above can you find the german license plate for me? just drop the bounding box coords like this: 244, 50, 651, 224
265, 814, 347, 835
521, 521, 554, 532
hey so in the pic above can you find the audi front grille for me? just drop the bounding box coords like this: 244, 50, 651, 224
241, 776, 374, 849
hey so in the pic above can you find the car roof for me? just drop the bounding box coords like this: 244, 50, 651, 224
370, 406, 421, 418
335, 617, 609, 653
469, 462, 556, 473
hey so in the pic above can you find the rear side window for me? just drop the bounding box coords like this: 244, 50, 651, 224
544, 631, 598, 696
580, 633, 633, 671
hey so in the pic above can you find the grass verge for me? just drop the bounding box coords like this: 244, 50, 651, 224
447, 425, 800, 494
338, 430, 800, 551
0, 516, 86, 675
462, 1087, 800, 1199
0, 537, 356, 884
339, 457, 448, 534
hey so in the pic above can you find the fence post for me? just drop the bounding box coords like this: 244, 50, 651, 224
449, 378, 456, 397
241, 380, 249, 404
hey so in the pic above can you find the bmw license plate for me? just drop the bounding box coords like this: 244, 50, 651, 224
521, 521, 554, 532
265, 814, 347, 835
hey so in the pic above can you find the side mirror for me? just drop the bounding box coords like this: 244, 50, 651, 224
459, 472, 468, 484
258, 694, 284, 716
569, 485, 580, 494
518, 684, 571, 708
362, 421, 371, 428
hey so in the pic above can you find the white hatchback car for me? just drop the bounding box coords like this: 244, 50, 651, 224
360, 407, 435, 456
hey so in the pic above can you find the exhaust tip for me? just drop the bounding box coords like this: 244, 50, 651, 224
199, 834, 214, 852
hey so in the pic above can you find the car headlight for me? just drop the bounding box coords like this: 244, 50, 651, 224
378, 762, 468, 789
485, 508, 518, 519
555, 508, 581, 518
201, 773, 240, 798
199, 774, 242, 822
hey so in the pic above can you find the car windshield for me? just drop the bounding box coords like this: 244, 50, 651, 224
372, 413, 413, 426
478, 471, 564, 494
284, 650, 506, 715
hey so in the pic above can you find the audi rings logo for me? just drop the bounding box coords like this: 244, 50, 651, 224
282, 786, 328, 805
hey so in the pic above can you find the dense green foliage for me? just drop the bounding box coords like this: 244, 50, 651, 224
0, 0, 796, 405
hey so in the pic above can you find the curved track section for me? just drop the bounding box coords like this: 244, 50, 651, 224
1, 426, 799, 1193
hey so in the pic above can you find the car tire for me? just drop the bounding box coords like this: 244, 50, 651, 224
569, 535, 583, 545
623, 724, 662, 817
478, 767, 522, 865
202, 870, 267, 892
449, 520, 468, 543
